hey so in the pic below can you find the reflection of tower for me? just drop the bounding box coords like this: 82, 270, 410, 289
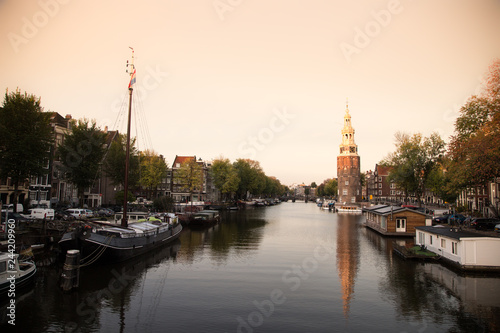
337, 101, 361, 203
336, 214, 360, 319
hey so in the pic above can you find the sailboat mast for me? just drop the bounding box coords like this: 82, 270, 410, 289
123, 47, 135, 228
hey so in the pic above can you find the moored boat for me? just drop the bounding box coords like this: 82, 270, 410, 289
58, 214, 182, 263
336, 205, 362, 214
58, 49, 182, 264
0, 252, 36, 296
189, 210, 220, 227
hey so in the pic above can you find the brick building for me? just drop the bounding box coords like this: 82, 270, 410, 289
337, 104, 361, 204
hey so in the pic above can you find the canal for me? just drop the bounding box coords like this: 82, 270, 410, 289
2, 202, 499, 332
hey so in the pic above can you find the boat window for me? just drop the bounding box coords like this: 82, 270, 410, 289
0, 261, 6, 273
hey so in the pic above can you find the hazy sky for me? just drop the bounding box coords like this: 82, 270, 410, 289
1, 0, 499, 186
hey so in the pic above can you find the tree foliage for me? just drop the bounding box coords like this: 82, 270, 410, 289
211, 157, 240, 200
57, 118, 107, 206
140, 149, 167, 199
104, 133, 140, 188
0, 89, 53, 210
317, 178, 338, 197
175, 158, 204, 200
233, 159, 266, 198
382, 132, 445, 205
448, 59, 500, 190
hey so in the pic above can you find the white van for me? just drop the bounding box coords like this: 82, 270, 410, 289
28, 208, 55, 220
66, 208, 87, 219
1, 204, 24, 213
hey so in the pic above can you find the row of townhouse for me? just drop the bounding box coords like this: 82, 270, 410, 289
1, 111, 219, 210
363, 164, 500, 216
0, 112, 81, 209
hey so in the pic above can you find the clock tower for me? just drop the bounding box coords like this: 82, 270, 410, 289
337, 102, 361, 204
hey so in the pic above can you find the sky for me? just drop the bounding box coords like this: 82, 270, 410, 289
1, 0, 499, 186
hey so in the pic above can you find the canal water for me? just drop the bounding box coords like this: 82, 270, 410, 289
2, 202, 499, 332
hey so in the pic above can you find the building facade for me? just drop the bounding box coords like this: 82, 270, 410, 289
337, 104, 361, 204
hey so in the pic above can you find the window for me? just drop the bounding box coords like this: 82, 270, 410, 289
345, 180, 349, 185
452, 242, 458, 255
418, 232, 424, 244
396, 218, 406, 232
378, 190, 382, 195
430, 236, 433, 245
378, 183, 382, 188
441, 239, 446, 248
343, 189, 348, 195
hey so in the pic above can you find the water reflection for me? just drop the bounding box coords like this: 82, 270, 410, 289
335, 214, 360, 319
3, 240, 180, 332
177, 209, 267, 264
363, 227, 500, 332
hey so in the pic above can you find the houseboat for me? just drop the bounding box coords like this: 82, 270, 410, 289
363, 204, 431, 236
415, 226, 500, 271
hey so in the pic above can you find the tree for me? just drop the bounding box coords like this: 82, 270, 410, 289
448, 59, 500, 192
233, 159, 265, 199
104, 133, 140, 189
0, 89, 53, 211
211, 157, 240, 201
153, 196, 174, 212
175, 158, 204, 202
382, 132, 445, 206
317, 178, 337, 197
57, 118, 107, 207
140, 150, 167, 199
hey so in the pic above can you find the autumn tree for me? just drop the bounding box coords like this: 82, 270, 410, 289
57, 118, 107, 207
140, 150, 168, 200
0, 89, 53, 211
448, 59, 500, 192
175, 158, 204, 203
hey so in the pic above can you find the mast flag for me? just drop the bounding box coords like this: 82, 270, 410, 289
128, 69, 136, 89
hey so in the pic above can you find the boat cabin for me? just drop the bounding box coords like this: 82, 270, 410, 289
364, 205, 431, 236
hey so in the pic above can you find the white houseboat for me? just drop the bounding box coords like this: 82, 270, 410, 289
415, 226, 500, 271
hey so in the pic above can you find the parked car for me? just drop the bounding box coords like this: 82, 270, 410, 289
84, 209, 94, 218
96, 207, 114, 217
66, 208, 87, 219
1, 212, 30, 223
495, 224, 500, 233
447, 214, 466, 224
432, 213, 449, 224
55, 209, 76, 221
471, 218, 500, 231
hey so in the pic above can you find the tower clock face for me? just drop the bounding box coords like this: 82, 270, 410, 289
350, 147, 356, 153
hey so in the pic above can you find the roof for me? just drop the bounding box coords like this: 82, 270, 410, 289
173, 155, 196, 166
364, 205, 427, 216
416, 226, 496, 240
375, 164, 392, 176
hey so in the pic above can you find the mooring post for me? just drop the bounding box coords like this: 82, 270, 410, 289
61, 249, 80, 292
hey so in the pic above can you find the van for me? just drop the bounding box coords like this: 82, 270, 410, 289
28, 208, 55, 220
1, 204, 24, 213
66, 208, 87, 219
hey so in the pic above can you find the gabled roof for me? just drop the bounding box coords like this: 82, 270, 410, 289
173, 155, 196, 166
